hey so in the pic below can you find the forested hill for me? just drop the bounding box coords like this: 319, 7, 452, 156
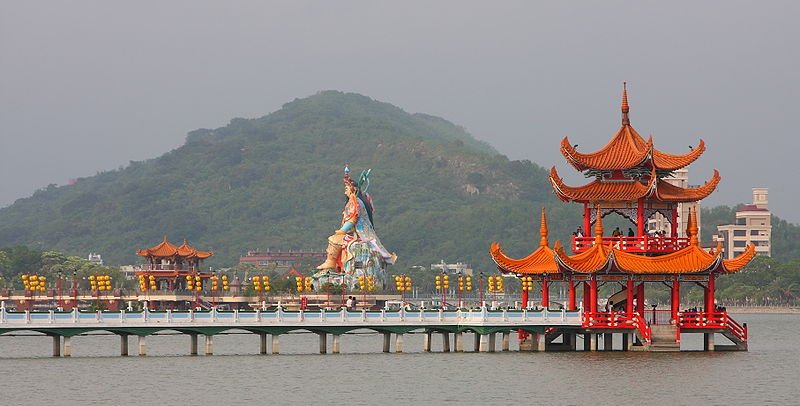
0, 91, 579, 270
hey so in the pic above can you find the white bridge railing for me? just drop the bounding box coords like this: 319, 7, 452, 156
0, 307, 583, 329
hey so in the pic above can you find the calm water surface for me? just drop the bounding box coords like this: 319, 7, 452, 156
0, 314, 796, 405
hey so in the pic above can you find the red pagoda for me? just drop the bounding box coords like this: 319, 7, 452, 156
490, 84, 755, 352
135, 237, 214, 291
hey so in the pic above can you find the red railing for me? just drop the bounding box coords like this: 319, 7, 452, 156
582, 311, 652, 343
631, 312, 652, 344
678, 311, 747, 342
572, 235, 690, 254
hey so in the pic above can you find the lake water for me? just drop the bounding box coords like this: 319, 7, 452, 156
0, 313, 796, 405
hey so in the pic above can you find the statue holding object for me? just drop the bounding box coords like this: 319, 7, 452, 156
315, 165, 397, 289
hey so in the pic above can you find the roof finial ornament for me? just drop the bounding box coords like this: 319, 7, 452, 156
621, 82, 630, 126
539, 207, 549, 247
687, 207, 699, 246
594, 205, 604, 245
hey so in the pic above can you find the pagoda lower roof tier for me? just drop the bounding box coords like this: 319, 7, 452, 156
491, 241, 755, 275
549, 167, 720, 203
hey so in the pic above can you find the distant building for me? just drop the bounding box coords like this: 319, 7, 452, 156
646, 168, 701, 238
430, 260, 473, 276
88, 253, 103, 266
239, 249, 326, 269
714, 188, 772, 258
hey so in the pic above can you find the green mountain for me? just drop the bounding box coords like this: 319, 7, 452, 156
0, 91, 578, 271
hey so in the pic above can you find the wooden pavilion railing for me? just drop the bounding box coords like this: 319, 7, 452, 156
582, 311, 651, 343
679, 311, 748, 342
572, 235, 690, 254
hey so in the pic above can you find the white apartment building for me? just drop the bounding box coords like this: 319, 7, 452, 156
647, 168, 701, 238
714, 188, 771, 259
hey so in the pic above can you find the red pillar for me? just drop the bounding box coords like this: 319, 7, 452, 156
568, 278, 576, 310
705, 272, 716, 314
582, 282, 590, 311
636, 283, 645, 317
583, 204, 591, 235
521, 289, 528, 309
637, 198, 645, 236
541, 277, 549, 309
671, 276, 680, 323
626, 277, 634, 316
589, 274, 598, 314
671, 205, 679, 238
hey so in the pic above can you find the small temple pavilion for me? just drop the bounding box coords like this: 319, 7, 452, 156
136, 237, 214, 291
490, 84, 755, 352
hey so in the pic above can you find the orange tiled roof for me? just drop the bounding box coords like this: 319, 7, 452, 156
560, 130, 651, 172
137, 236, 214, 259
654, 170, 720, 202
490, 208, 559, 275
652, 140, 706, 171
560, 84, 705, 172
550, 167, 719, 203
721, 243, 756, 273
492, 207, 756, 275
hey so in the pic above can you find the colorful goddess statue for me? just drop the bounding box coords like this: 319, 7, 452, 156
315, 165, 396, 289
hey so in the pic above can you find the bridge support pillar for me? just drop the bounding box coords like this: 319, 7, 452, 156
204, 335, 214, 355
474, 333, 481, 352
704, 333, 715, 351
529, 333, 545, 352
502, 332, 510, 352
63, 336, 72, 357
137, 335, 146, 356
332, 334, 340, 354
383, 333, 391, 353
568, 332, 577, 351
488, 333, 497, 352
318, 333, 327, 354
120, 334, 129, 356
604, 333, 613, 351
479, 334, 489, 352
395, 333, 404, 353
442, 333, 451, 352
271, 334, 280, 354
52, 336, 61, 357
259, 333, 267, 355
622, 332, 629, 351
455, 332, 464, 352
423, 331, 432, 352
190, 334, 198, 355
583, 333, 590, 351
589, 333, 597, 352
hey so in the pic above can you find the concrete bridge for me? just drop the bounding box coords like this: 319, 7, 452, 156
0, 307, 582, 357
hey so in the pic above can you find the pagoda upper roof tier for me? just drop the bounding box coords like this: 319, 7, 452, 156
136, 236, 213, 259
560, 84, 705, 172
549, 166, 720, 203
491, 207, 756, 275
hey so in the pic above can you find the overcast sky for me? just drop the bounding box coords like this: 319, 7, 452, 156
1, 1, 798, 222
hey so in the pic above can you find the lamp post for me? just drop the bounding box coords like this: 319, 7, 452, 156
72, 271, 78, 310
456, 273, 472, 308
479, 272, 485, 308
435, 271, 449, 308
56, 270, 64, 310
394, 274, 412, 306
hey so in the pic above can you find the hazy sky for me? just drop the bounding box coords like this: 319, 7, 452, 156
2, 2, 798, 221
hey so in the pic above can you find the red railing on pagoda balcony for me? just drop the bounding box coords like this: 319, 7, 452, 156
581, 311, 651, 343
679, 311, 748, 341
571, 235, 690, 254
